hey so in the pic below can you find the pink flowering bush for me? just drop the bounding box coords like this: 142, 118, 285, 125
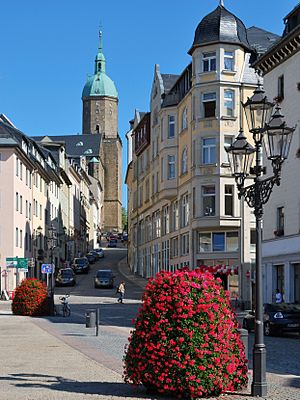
12, 278, 49, 316
124, 269, 248, 398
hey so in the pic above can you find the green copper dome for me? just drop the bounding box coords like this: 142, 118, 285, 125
82, 31, 118, 99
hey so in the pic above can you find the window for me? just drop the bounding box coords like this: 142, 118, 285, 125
198, 231, 239, 252
278, 75, 284, 100
153, 210, 161, 239
26, 200, 28, 218
202, 92, 216, 118
20, 230, 23, 248
224, 90, 234, 117
203, 52, 216, 72
181, 194, 189, 227
162, 240, 170, 269
163, 206, 170, 235
16, 192, 19, 211
202, 186, 215, 216
171, 237, 179, 258
151, 174, 155, 196
213, 233, 225, 251
172, 201, 179, 231
182, 107, 188, 130
145, 178, 150, 201
168, 155, 175, 179
224, 51, 234, 71
161, 157, 164, 181
202, 138, 216, 164
199, 233, 211, 252
181, 233, 189, 255
29, 203, 32, 220
276, 207, 284, 235
20, 162, 23, 180
225, 185, 234, 216
168, 115, 175, 138
181, 147, 188, 174
20, 195, 23, 214
226, 232, 239, 251
16, 228, 19, 247
40, 204, 42, 220
16, 157, 19, 176
224, 136, 233, 163
25, 232, 28, 251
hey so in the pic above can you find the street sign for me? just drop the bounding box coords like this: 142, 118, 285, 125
6, 257, 28, 269
6, 258, 18, 268
17, 258, 28, 269
19, 268, 28, 272
41, 264, 54, 274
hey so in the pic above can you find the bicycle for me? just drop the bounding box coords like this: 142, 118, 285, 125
59, 294, 71, 317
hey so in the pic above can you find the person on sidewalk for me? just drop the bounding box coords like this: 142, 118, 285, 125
275, 288, 283, 303
117, 281, 125, 304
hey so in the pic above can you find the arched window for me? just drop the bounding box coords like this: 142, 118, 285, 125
181, 147, 188, 174
182, 107, 188, 130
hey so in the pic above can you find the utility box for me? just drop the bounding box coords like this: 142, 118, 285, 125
85, 309, 97, 328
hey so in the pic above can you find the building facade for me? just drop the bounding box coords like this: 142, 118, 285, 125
127, 3, 278, 307
255, 3, 300, 304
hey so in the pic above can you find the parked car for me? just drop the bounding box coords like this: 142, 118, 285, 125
93, 248, 104, 258
243, 303, 300, 336
72, 257, 90, 274
121, 234, 128, 243
107, 239, 117, 248
86, 252, 96, 264
94, 269, 115, 288
55, 268, 76, 287
89, 250, 100, 260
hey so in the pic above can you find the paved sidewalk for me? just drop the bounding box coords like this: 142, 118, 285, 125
0, 260, 299, 399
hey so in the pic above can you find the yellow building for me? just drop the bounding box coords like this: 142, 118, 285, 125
126, 3, 278, 308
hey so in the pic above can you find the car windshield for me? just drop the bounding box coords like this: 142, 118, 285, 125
74, 258, 86, 265
97, 270, 112, 278
60, 270, 73, 277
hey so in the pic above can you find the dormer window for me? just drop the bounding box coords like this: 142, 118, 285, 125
84, 148, 93, 155
76, 141, 83, 147
203, 52, 216, 72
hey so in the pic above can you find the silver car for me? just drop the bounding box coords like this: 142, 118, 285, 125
94, 269, 115, 288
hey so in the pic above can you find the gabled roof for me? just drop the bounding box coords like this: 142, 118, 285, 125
246, 26, 280, 55
33, 134, 102, 158
161, 74, 180, 94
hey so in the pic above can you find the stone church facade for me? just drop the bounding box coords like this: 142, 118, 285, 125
82, 32, 122, 233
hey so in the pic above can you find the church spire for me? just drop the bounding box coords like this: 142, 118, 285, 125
95, 30, 106, 74
219, 0, 224, 6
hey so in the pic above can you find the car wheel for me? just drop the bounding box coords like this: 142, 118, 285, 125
264, 321, 272, 336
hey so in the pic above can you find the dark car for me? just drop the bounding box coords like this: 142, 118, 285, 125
94, 248, 104, 258
107, 239, 117, 248
72, 257, 90, 274
86, 252, 96, 264
94, 269, 115, 288
89, 250, 100, 260
243, 303, 300, 336
55, 268, 76, 287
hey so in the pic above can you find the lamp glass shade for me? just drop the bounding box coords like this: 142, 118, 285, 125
263, 107, 295, 160
226, 130, 255, 176
243, 86, 274, 136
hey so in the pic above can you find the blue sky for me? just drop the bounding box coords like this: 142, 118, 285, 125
0, 0, 297, 207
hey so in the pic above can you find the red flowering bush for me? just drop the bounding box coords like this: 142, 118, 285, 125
12, 278, 49, 316
124, 269, 248, 398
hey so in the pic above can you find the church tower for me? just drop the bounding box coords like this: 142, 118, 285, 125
82, 32, 122, 233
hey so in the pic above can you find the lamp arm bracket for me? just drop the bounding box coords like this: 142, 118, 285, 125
239, 175, 281, 217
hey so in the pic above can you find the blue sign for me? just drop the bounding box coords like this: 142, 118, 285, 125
41, 264, 53, 274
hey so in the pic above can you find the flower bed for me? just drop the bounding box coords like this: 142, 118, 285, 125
12, 278, 49, 316
124, 269, 248, 398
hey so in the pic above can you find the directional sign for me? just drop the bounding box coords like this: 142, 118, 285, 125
41, 264, 53, 274
6, 258, 18, 268
17, 258, 28, 269
6, 257, 28, 268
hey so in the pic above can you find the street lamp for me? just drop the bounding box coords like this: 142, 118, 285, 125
226, 85, 295, 397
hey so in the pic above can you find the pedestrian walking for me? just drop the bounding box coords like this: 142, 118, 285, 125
116, 281, 125, 304
275, 288, 283, 303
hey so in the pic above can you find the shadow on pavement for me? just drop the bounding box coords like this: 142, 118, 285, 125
1, 373, 159, 399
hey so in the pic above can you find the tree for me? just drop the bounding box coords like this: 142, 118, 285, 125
122, 207, 128, 231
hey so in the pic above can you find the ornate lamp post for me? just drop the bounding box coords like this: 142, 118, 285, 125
226, 85, 295, 397
47, 224, 57, 315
